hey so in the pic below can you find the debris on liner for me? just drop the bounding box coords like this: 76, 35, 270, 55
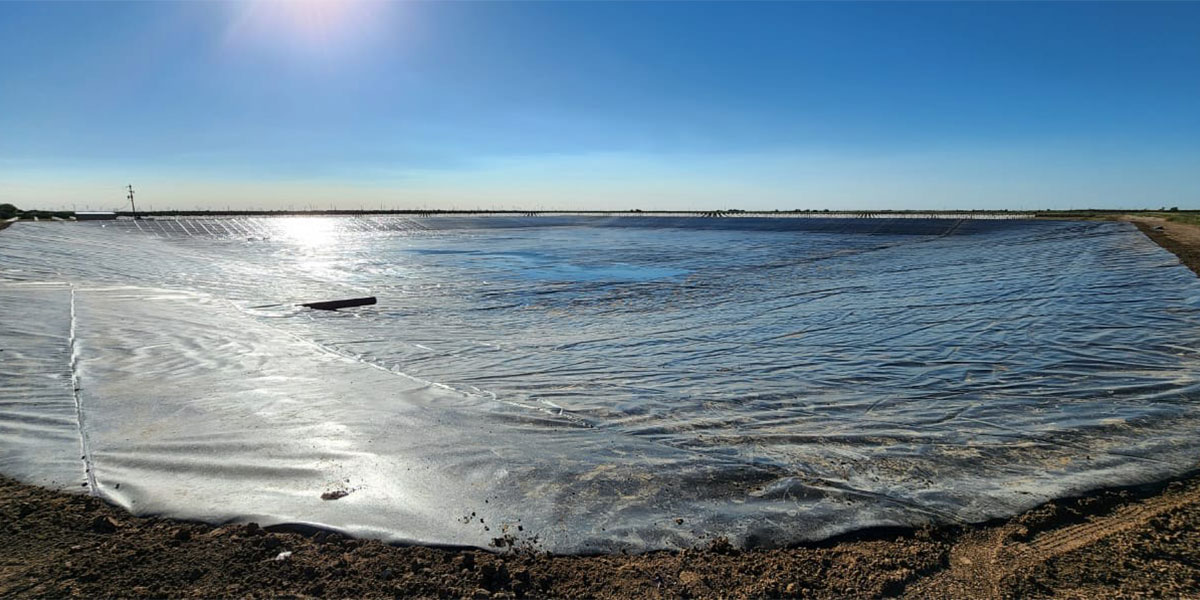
299, 297, 377, 311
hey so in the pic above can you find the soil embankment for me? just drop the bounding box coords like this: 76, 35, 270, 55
2, 217, 1200, 598
2, 472, 1198, 599
1124, 215, 1200, 277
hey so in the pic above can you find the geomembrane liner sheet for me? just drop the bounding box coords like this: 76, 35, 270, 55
2, 216, 1200, 553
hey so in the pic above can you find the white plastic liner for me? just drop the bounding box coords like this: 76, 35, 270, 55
2, 216, 1200, 552
0, 284, 82, 488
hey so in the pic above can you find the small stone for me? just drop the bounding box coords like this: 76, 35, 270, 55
471, 588, 492, 600
90, 515, 120, 533
786, 582, 798, 595
242, 522, 261, 537
321, 489, 350, 501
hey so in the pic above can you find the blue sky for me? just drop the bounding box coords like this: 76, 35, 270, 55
1, 1, 1198, 211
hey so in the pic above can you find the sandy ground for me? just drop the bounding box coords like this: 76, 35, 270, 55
1124, 216, 1200, 277
2, 216, 1200, 598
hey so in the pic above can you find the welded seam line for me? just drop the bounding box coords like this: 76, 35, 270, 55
69, 285, 98, 495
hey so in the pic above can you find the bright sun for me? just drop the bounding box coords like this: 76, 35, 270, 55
273, 0, 360, 42
226, 0, 387, 55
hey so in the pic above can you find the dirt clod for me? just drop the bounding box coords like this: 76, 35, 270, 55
89, 515, 119, 533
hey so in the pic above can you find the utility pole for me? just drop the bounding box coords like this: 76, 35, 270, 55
127, 184, 138, 219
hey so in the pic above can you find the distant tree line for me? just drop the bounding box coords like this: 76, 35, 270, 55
0, 203, 73, 220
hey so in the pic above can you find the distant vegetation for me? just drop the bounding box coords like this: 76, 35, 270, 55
1034, 208, 1200, 225
1161, 210, 1200, 227
0, 203, 73, 221
2, 204, 1197, 223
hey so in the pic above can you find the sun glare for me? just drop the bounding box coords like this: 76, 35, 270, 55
226, 0, 388, 57
274, 0, 359, 43
273, 216, 339, 247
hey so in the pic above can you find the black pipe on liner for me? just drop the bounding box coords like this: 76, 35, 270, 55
299, 297, 377, 311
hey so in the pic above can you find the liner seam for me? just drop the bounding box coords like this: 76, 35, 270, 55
69, 285, 98, 495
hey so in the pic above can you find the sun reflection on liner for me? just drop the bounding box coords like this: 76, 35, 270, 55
273, 217, 340, 248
